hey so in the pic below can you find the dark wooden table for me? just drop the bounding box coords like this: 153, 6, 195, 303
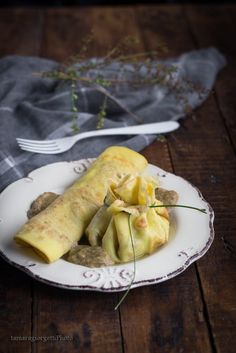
0, 5, 235, 353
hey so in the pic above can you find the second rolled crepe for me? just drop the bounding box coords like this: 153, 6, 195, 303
14, 146, 147, 263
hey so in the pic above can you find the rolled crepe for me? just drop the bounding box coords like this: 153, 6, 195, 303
14, 146, 147, 263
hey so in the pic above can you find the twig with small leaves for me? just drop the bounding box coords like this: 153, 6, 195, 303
36, 34, 208, 133
70, 81, 80, 133
96, 95, 107, 129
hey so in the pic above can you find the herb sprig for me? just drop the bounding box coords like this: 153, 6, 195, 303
149, 204, 207, 213
114, 214, 136, 311
35, 33, 208, 133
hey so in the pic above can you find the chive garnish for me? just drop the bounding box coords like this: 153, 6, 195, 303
114, 203, 207, 310
149, 204, 207, 213
114, 214, 136, 311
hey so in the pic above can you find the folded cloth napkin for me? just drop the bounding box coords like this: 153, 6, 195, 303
0, 47, 226, 191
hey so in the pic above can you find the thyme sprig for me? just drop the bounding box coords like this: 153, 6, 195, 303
97, 95, 108, 129
70, 81, 80, 133
37, 34, 208, 133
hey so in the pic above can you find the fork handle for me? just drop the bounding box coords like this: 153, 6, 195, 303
76, 121, 179, 140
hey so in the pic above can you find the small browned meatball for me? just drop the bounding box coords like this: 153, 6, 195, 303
155, 188, 179, 206
67, 245, 114, 267
27, 192, 59, 219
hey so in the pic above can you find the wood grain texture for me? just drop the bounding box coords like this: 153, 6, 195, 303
179, 6, 236, 353
0, 9, 44, 56
41, 6, 139, 61
0, 5, 235, 353
119, 267, 211, 353
167, 92, 236, 353
136, 5, 194, 57
0, 259, 32, 353
0, 8, 43, 353
32, 283, 122, 353
184, 5, 236, 151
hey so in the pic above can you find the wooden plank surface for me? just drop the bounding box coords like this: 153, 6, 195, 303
32, 282, 122, 353
137, 5, 236, 353
167, 92, 236, 353
0, 8, 43, 56
0, 5, 235, 353
0, 260, 32, 353
181, 6, 236, 353
184, 5, 236, 150
0, 8, 43, 353
41, 6, 139, 61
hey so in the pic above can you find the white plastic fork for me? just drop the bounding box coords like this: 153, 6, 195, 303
16, 121, 180, 154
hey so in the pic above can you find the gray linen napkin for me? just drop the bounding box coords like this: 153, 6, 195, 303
0, 47, 226, 191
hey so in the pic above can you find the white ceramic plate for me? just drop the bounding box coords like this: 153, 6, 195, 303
0, 159, 214, 292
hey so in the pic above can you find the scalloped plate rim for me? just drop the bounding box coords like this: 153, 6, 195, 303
0, 159, 215, 292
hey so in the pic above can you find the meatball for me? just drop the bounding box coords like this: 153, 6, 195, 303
27, 192, 59, 219
67, 245, 114, 267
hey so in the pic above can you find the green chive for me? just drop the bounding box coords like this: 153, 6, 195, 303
114, 214, 136, 311
149, 204, 207, 214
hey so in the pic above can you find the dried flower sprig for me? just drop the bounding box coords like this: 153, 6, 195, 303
35, 34, 208, 133
70, 81, 80, 133
96, 96, 107, 129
